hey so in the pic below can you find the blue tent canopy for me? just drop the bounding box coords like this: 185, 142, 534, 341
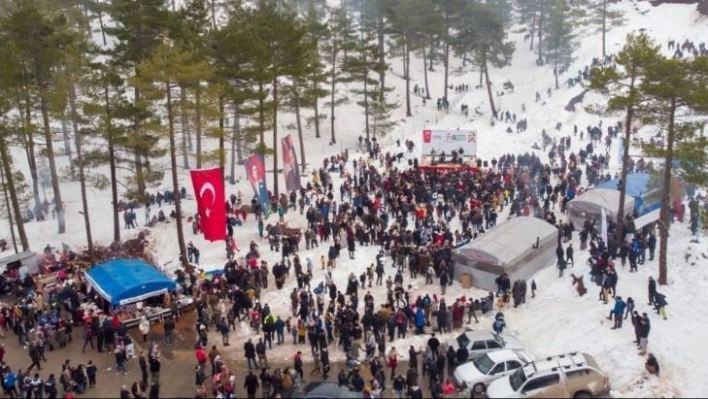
85, 259, 177, 306
595, 173, 651, 198
594, 173, 662, 216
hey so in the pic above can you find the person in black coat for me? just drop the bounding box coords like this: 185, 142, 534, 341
244, 371, 259, 399
148, 382, 159, 399
648, 276, 657, 306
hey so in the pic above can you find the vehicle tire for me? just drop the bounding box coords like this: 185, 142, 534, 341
573, 392, 593, 399
473, 383, 486, 395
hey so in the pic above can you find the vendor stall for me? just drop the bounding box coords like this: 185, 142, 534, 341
85, 259, 177, 306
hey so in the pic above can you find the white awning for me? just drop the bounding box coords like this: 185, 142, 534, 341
633, 209, 661, 230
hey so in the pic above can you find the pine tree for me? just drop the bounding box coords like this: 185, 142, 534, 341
80, 61, 133, 243
211, 4, 260, 182
302, 0, 330, 140
452, 2, 514, 117
543, 0, 577, 89
106, 0, 170, 203
588, 32, 660, 254
131, 43, 208, 268
573, 0, 626, 58
248, 0, 308, 197
410, 0, 443, 100
1, 1, 76, 234
640, 55, 708, 285
168, 0, 213, 170
0, 74, 30, 250
347, 10, 388, 146
60, 33, 97, 259
388, 0, 422, 118
439, 0, 467, 101
323, 5, 357, 144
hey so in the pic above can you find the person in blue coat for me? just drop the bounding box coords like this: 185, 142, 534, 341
415, 308, 426, 334
608, 296, 626, 329
492, 314, 505, 334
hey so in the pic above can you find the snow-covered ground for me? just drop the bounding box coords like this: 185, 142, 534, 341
1, 1, 707, 397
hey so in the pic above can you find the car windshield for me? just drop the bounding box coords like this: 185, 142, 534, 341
509, 368, 528, 392
494, 334, 506, 348
456, 333, 471, 349
473, 355, 496, 375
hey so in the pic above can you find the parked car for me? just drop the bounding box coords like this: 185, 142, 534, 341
289, 382, 363, 398
486, 352, 611, 398
454, 350, 535, 395
448, 330, 525, 359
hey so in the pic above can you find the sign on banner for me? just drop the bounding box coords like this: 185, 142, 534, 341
422, 129, 477, 163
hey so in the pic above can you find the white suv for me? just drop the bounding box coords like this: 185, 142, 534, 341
486, 352, 610, 398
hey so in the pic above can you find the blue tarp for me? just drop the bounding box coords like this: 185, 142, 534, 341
85, 259, 177, 306
595, 173, 660, 216
595, 173, 651, 198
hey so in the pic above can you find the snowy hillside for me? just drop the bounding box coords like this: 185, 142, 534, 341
1, 0, 708, 397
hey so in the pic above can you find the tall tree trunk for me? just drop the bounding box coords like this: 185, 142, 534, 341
443, 30, 450, 101
313, 76, 321, 138
195, 85, 203, 168
39, 87, 66, 234
529, 11, 536, 50
601, 0, 607, 58
404, 41, 411, 117
554, 52, 559, 89
428, 37, 435, 71
483, 60, 496, 117
180, 86, 190, 170
97, 4, 108, 46
614, 74, 635, 255
104, 85, 121, 243
658, 98, 676, 286
166, 83, 189, 269
422, 47, 431, 100
0, 161, 18, 253
538, 0, 545, 63
61, 117, 73, 167
218, 95, 226, 172
362, 50, 370, 143
258, 83, 266, 145
133, 87, 147, 204
272, 77, 279, 197
0, 141, 29, 251
69, 82, 94, 260
210, 0, 217, 29
330, 49, 337, 144
231, 104, 239, 184
377, 10, 386, 100
295, 95, 307, 173
20, 98, 41, 209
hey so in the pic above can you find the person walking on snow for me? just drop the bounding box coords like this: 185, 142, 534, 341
607, 296, 626, 329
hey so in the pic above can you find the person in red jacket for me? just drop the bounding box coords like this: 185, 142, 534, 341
195, 345, 207, 374
387, 348, 398, 380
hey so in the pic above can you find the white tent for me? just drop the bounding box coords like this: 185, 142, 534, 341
567, 188, 635, 227
453, 217, 558, 291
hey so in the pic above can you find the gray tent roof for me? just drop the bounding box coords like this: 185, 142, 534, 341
455, 217, 557, 267
567, 188, 635, 221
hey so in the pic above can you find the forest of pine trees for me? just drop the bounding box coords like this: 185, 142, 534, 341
0, 0, 705, 286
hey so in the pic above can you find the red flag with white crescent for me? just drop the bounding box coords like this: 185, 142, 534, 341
190, 167, 226, 242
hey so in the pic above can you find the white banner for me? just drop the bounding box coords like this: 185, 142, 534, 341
600, 207, 608, 245
617, 137, 624, 165
422, 129, 477, 161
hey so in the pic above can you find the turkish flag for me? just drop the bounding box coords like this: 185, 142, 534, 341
190, 167, 226, 242
423, 130, 432, 143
